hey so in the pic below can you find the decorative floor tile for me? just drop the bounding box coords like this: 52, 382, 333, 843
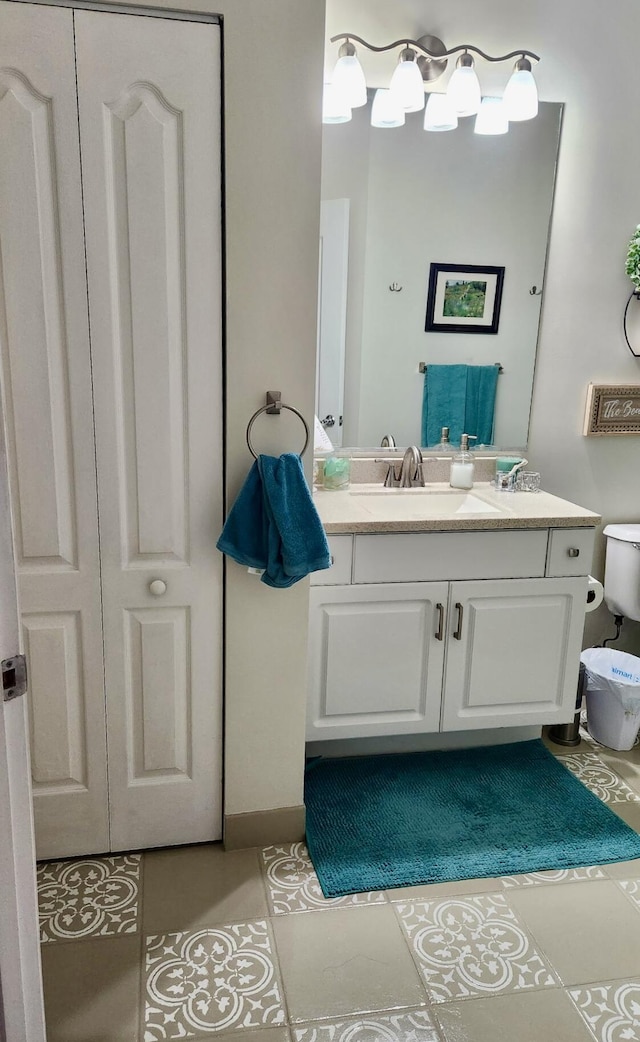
501, 867, 607, 888
618, 878, 640, 910
569, 981, 640, 1042
145, 920, 285, 1040
292, 1010, 440, 1042
395, 893, 556, 1003
261, 843, 385, 913
37, 854, 141, 942
558, 752, 640, 804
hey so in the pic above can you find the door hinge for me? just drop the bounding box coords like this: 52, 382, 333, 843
2, 654, 27, 702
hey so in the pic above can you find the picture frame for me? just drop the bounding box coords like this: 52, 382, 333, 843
425, 262, 505, 334
583, 383, 640, 436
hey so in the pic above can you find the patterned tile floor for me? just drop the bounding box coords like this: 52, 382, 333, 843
38, 727, 640, 1042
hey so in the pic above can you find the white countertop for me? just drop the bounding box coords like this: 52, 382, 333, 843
314, 483, 601, 534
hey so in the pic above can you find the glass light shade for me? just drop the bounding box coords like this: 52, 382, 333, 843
446, 65, 482, 117
389, 58, 425, 112
322, 82, 352, 124
370, 88, 405, 128
503, 67, 538, 121
474, 97, 509, 135
331, 54, 368, 109
423, 93, 458, 132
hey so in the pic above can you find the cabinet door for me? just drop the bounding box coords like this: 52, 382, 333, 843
75, 12, 223, 850
442, 577, 587, 731
0, 2, 108, 857
308, 582, 448, 739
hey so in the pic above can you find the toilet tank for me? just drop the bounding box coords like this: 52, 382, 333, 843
603, 524, 640, 620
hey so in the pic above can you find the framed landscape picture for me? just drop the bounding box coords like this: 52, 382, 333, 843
425, 262, 505, 334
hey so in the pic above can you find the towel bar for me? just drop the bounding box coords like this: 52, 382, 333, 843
418, 362, 504, 374
246, 391, 310, 459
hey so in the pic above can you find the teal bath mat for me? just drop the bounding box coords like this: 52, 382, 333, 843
304, 740, 640, 897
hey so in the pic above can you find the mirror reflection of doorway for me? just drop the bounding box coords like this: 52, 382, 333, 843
316, 199, 349, 450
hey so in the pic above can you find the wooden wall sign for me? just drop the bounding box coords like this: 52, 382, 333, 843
584, 384, 640, 436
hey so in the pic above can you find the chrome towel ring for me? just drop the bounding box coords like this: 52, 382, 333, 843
246, 391, 310, 460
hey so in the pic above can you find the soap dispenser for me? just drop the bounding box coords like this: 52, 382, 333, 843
434, 426, 451, 453
449, 434, 476, 490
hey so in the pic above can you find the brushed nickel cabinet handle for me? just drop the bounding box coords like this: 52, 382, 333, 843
453, 602, 464, 640
567, 547, 580, 558
435, 603, 444, 641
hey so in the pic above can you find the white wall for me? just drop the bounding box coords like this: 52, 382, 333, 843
326, 0, 640, 651
215, 0, 324, 819
322, 101, 559, 448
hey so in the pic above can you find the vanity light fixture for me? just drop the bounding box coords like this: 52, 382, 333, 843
331, 41, 368, 109
423, 93, 458, 132
322, 81, 352, 124
324, 33, 540, 132
446, 52, 481, 116
474, 96, 509, 135
389, 47, 426, 112
503, 57, 539, 121
370, 88, 405, 128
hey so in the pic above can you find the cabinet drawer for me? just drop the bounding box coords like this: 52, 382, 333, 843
546, 528, 595, 577
311, 535, 353, 585
353, 530, 548, 583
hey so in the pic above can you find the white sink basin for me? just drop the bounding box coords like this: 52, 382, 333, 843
348, 487, 508, 516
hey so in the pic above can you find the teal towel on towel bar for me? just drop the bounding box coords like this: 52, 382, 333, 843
421, 364, 467, 447
465, 364, 499, 446
216, 452, 331, 589
421, 363, 499, 447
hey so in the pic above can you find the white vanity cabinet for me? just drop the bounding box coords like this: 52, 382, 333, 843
308, 529, 592, 740
441, 576, 587, 730
308, 582, 447, 739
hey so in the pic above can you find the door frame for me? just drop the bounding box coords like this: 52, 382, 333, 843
0, 392, 45, 1039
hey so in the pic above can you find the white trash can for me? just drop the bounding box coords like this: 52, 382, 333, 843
581, 647, 640, 751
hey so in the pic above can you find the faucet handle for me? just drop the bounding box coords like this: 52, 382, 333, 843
384, 462, 398, 488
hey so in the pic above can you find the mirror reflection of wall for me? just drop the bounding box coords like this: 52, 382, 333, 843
320, 97, 563, 451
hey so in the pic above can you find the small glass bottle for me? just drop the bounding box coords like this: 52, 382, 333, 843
449, 434, 475, 490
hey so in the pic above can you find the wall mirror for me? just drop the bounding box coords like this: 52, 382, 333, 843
317, 95, 563, 452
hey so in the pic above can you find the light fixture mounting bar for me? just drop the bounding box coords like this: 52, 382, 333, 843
330, 33, 540, 65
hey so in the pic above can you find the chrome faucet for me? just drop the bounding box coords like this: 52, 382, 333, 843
399, 446, 425, 488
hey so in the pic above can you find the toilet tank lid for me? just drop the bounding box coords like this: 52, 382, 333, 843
603, 523, 640, 542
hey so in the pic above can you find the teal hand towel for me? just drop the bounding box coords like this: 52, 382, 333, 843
465, 364, 499, 446
421, 364, 468, 447
421, 364, 498, 447
216, 452, 331, 589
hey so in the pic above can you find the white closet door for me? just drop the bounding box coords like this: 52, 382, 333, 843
74, 11, 223, 851
0, 1, 108, 858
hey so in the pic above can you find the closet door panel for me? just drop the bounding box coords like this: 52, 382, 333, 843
103, 82, 188, 564
75, 11, 223, 850
0, 2, 108, 858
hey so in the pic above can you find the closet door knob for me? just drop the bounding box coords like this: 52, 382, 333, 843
149, 579, 167, 596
